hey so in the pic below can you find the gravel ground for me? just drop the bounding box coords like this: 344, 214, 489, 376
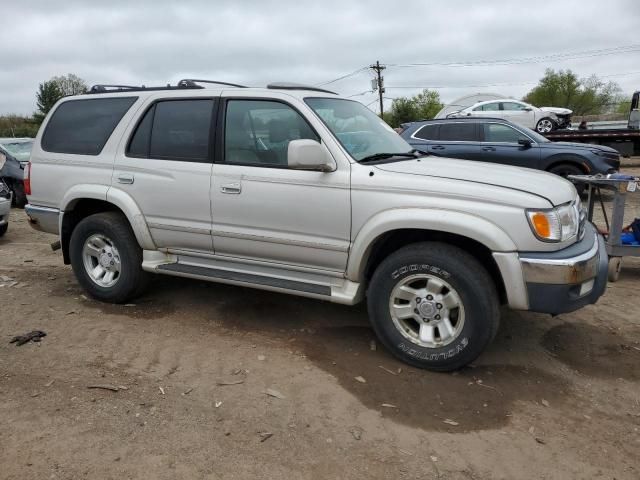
1, 165, 639, 480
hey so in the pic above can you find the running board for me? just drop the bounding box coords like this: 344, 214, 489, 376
157, 262, 331, 296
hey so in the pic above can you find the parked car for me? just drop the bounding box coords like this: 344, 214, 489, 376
447, 99, 572, 133
0, 159, 12, 237
401, 117, 620, 193
0, 137, 33, 207
25, 80, 607, 371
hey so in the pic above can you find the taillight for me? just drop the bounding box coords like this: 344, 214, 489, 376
24, 161, 31, 196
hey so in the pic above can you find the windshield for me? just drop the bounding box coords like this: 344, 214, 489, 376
305, 98, 412, 161
0, 140, 33, 162
523, 129, 550, 143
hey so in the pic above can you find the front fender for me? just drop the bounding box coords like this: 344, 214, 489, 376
347, 208, 517, 282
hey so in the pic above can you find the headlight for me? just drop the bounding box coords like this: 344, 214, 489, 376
526, 200, 580, 242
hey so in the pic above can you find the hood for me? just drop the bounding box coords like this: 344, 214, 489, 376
540, 106, 573, 116
374, 157, 576, 206
540, 141, 619, 155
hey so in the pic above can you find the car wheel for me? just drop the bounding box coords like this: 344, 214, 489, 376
367, 242, 500, 371
0, 223, 7, 237
548, 163, 585, 195
69, 211, 149, 303
536, 118, 555, 133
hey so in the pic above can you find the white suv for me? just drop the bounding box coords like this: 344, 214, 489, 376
25, 80, 607, 371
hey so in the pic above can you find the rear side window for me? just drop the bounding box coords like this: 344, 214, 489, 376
42, 97, 137, 155
438, 123, 477, 141
413, 124, 438, 140
127, 99, 214, 161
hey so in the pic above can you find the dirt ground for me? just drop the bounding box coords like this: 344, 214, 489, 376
1, 166, 640, 480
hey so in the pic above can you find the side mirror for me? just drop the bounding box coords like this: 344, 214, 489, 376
287, 139, 336, 172
518, 139, 532, 148
523, 107, 533, 111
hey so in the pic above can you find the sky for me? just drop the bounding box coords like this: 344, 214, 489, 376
1, 0, 639, 115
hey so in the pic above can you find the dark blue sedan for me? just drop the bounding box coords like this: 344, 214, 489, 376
400, 118, 620, 192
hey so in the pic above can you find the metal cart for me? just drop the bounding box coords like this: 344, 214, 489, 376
569, 174, 640, 282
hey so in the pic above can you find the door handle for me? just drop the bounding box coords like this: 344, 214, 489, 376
431, 145, 445, 150
117, 173, 134, 184
221, 182, 241, 194
482, 146, 496, 152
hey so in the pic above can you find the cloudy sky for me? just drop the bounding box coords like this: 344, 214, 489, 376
1, 0, 639, 115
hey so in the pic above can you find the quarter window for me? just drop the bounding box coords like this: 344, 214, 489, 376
42, 97, 137, 155
438, 123, 477, 141
224, 100, 319, 167
127, 99, 214, 161
413, 124, 438, 140
483, 124, 530, 143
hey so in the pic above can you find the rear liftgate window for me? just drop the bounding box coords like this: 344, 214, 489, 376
41, 97, 137, 155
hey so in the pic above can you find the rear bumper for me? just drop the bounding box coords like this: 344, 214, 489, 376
25, 204, 60, 235
0, 198, 10, 225
519, 224, 607, 315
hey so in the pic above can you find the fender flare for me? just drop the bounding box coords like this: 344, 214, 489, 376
60, 184, 155, 250
347, 208, 517, 282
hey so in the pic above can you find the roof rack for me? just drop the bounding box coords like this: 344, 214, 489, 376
177, 79, 248, 88
267, 82, 337, 95
88, 84, 203, 94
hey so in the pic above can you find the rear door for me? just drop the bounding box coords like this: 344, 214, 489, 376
428, 122, 481, 160
113, 96, 218, 253
479, 122, 540, 169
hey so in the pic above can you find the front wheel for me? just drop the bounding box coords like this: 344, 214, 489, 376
548, 163, 585, 195
0, 223, 7, 237
536, 118, 555, 133
367, 242, 500, 371
69, 212, 149, 303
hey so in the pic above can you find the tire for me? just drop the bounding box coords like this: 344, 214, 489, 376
548, 163, 585, 195
11, 181, 26, 208
69, 211, 149, 303
608, 257, 622, 282
536, 118, 555, 134
0, 223, 7, 237
367, 242, 500, 372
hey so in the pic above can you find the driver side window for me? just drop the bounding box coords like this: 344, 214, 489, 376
224, 100, 319, 167
483, 124, 531, 143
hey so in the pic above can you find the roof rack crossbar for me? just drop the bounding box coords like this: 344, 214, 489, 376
178, 79, 248, 88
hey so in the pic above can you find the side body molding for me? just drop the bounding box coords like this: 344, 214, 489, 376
347, 208, 518, 282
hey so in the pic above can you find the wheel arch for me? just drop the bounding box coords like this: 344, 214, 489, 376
60, 187, 155, 264
348, 210, 517, 303
544, 155, 590, 175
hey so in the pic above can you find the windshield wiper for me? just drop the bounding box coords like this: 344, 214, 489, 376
358, 152, 419, 164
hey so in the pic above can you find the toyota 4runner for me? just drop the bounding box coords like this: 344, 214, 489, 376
24, 80, 608, 371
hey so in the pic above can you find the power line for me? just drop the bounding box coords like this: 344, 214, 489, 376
316, 67, 368, 86
387, 44, 640, 68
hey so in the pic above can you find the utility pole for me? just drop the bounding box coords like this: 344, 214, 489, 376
370, 60, 386, 117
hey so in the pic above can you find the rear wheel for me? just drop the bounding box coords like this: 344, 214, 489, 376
367, 242, 500, 371
11, 181, 26, 208
69, 212, 149, 303
0, 223, 7, 237
536, 118, 555, 133
548, 163, 585, 195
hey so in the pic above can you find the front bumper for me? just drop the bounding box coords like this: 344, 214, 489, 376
25, 204, 60, 235
519, 223, 607, 315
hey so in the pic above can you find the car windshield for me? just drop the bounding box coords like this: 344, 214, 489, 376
305, 98, 412, 161
1, 140, 33, 162
522, 129, 550, 143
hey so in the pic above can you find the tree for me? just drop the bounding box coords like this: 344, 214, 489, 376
35, 80, 63, 122
383, 89, 443, 127
523, 69, 622, 116
52, 73, 88, 97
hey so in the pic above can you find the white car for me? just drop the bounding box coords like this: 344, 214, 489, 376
448, 99, 572, 133
24, 79, 606, 371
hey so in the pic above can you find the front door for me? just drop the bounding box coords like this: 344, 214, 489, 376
113, 96, 218, 253
210, 97, 351, 272
479, 122, 540, 169
500, 101, 536, 129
